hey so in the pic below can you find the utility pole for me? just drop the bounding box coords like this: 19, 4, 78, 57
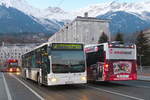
138, 47, 144, 72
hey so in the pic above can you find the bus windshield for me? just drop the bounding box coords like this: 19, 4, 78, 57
9, 62, 18, 66
51, 50, 85, 73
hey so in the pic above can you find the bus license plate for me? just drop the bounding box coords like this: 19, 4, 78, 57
117, 75, 129, 78
65, 81, 73, 84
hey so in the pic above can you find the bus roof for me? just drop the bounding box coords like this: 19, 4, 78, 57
85, 43, 106, 48
85, 42, 135, 48
22, 42, 84, 56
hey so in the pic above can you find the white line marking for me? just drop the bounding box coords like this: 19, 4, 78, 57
112, 82, 150, 89
84, 85, 144, 100
135, 85, 150, 89
113, 82, 150, 89
11, 74, 45, 100
2, 73, 12, 100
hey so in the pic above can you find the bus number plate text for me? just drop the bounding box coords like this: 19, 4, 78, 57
65, 81, 73, 84
117, 75, 129, 78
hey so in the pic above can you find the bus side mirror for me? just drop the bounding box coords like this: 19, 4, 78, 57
44, 53, 48, 56
42, 53, 48, 56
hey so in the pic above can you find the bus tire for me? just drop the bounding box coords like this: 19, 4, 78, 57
24, 70, 27, 80
37, 74, 42, 86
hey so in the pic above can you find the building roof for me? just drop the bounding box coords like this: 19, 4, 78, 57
75, 16, 109, 22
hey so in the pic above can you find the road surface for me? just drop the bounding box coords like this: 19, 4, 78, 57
0, 72, 150, 100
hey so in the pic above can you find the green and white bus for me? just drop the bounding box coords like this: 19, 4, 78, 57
22, 42, 87, 86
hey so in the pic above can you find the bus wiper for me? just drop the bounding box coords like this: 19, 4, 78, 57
70, 64, 83, 66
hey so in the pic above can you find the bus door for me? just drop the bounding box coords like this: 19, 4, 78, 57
88, 64, 97, 81
88, 62, 103, 81
86, 45, 105, 81
97, 62, 104, 80
41, 57, 47, 84
41, 46, 50, 84
27, 54, 32, 79
96, 45, 105, 80
86, 52, 98, 81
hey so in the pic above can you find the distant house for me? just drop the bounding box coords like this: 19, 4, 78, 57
48, 14, 110, 44
0, 43, 39, 66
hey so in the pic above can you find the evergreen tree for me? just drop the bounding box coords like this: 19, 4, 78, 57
115, 32, 124, 44
136, 31, 150, 66
98, 32, 108, 43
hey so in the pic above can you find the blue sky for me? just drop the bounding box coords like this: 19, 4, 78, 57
26, 0, 144, 11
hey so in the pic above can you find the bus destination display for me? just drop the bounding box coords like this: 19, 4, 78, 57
52, 43, 83, 50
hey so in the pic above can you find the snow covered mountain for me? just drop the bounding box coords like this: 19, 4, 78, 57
0, 0, 66, 34
0, 0, 73, 20
0, 0, 150, 34
97, 11, 150, 34
0, 6, 48, 33
73, 1, 150, 20
0, 0, 40, 17
73, 1, 150, 34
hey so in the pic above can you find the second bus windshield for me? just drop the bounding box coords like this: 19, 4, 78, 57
51, 50, 85, 73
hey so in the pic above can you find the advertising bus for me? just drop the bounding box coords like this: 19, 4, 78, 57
85, 42, 137, 81
22, 42, 87, 86
5, 59, 20, 72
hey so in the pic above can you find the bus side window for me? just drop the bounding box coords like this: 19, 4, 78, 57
31, 52, 36, 68
27, 53, 32, 68
36, 48, 42, 68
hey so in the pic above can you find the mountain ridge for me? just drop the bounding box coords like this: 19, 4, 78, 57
0, 0, 150, 35
97, 11, 150, 34
0, 5, 48, 33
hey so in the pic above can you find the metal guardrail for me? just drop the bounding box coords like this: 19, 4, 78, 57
138, 66, 150, 73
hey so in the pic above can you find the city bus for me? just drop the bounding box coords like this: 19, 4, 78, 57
5, 59, 20, 72
22, 42, 87, 86
85, 42, 137, 81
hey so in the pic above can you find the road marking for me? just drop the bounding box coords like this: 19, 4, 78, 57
83, 85, 144, 100
11, 74, 45, 100
112, 82, 150, 89
134, 85, 150, 89
2, 73, 12, 100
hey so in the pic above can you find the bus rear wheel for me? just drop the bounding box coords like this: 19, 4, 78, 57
24, 70, 27, 80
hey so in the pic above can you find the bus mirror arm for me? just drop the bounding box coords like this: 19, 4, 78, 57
44, 53, 48, 56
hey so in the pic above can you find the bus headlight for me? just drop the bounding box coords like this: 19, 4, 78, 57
9, 68, 13, 72
50, 78, 57, 82
16, 68, 20, 72
16, 72, 21, 75
81, 76, 86, 81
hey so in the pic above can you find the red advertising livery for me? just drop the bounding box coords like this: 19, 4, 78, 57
85, 42, 137, 81
5, 59, 20, 72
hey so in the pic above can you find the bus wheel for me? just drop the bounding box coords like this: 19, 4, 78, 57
24, 70, 27, 80
37, 74, 42, 86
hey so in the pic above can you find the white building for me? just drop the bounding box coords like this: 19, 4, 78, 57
0, 43, 39, 66
48, 16, 110, 44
